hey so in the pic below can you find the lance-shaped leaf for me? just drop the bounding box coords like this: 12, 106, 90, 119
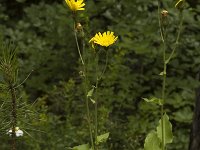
159, 71, 166, 76
142, 97, 163, 105
73, 144, 90, 150
90, 98, 96, 104
87, 87, 94, 97
156, 113, 173, 146
144, 131, 161, 150
96, 132, 109, 145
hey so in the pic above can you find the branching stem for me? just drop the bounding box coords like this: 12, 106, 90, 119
165, 11, 183, 64
157, 1, 184, 150
73, 20, 94, 150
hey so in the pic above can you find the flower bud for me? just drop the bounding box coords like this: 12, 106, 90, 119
79, 71, 85, 77
161, 10, 168, 17
76, 23, 83, 31
161, 10, 169, 27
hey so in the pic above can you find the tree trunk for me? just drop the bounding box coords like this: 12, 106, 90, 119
189, 88, 200, 150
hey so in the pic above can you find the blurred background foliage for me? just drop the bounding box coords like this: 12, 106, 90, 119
0, 0, 200, 149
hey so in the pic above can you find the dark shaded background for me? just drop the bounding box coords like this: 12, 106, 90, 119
0, 0, 200, 149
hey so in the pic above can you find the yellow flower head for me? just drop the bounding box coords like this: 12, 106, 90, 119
65, 0, 85, 12
89, 31, 118, 48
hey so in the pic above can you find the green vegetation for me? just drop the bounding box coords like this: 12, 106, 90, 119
0, 0, 200, 149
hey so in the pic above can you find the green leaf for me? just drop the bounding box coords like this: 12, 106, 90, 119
144, 131, 161, 150
90, 98, 96, 104
73, 144, 90, 150
159, 71, 166, 76
156, 113, 173, 146
172, 107, 193, 123
142, 97, 163, 105
96, 132, 109, 145
87, 88, 94, 97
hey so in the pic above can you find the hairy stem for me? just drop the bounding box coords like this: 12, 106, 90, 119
73, 20, 94, 149
98, 51, 109, 80
158, 2, 184, 150
74, 23, 85, 65
94, 53, 99, 150
85, 90, 95, 150
157, 1, 165, 150
94, 84, 98, 150
161, 44, 166, 150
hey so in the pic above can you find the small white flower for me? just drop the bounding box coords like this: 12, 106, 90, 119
7, 127, 23, 137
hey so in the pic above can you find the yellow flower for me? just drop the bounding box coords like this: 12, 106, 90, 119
65, 0, 85, 12
89, 31, 118, 48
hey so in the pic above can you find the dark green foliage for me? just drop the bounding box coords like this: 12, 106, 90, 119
0, 0, 200, 149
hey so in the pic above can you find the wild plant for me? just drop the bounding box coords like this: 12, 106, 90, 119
143, 0, 185, 150
65, 0, 117, 149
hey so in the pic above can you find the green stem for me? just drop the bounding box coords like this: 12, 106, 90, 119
157, 1, 165, 150
94, 53, 99, 150
165, 10, 183, 64
73, 20, 94, 150
157, 2, 183, 150
94, 49, 109, 149
94, 84, 98, 150
85, 91, 95, 150
98, 51, 109, 80
73, 22, 85, 65
161, 45, 166, 150
157, 1, 165, 43
83, 48, 95, 150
